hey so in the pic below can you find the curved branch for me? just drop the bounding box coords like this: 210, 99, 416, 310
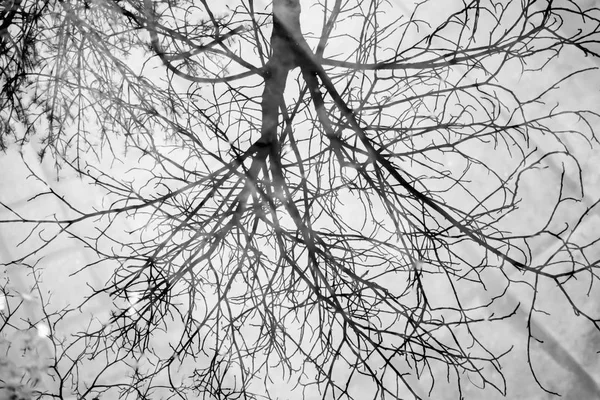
142, 0, 262, 83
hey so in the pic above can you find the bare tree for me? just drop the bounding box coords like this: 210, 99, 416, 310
1, 0, 600, 399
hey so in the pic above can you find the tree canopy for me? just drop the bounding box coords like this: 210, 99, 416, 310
1, 0, 600, 399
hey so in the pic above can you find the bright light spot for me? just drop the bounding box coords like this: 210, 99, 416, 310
20, 292, 34, 301
281, 143, 292, 157
127, 292, 141, 316
37, 323, 50, 338
0, 295, 5, 311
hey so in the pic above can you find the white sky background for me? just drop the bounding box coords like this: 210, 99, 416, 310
1, 0, 600, 399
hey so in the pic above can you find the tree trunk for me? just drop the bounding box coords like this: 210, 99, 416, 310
237, 0, 303, 211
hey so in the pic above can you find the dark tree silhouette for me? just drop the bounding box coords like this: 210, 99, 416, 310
1, 0, 600, 399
